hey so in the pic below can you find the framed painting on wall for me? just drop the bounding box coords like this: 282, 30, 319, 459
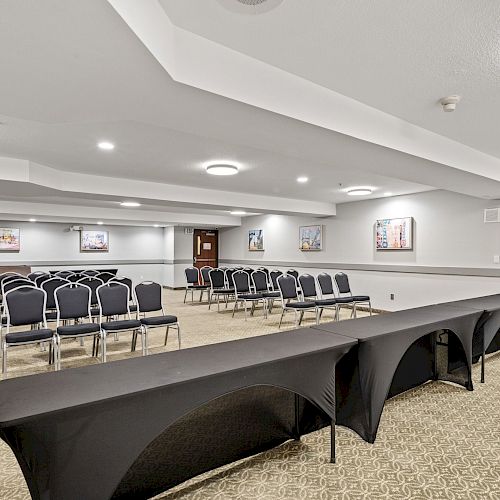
299, 225, 322, 251
248, 229, 264, 251
0, 228, 20, 252
376, 217, 413, 250
80, 230, 109, 252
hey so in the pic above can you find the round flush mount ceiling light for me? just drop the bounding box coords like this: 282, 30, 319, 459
346, 188, 373, 196
383, 192, 393, 197
97, 141, 115, 150
120, 201, 141, 207
230, 210, 247, 215
206, 163, 239, 176
97, 221, 104, 225
29, 218, 37, 222
297, 176, 309, 183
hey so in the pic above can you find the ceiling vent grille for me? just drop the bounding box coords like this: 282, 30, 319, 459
484, 208, 500, 223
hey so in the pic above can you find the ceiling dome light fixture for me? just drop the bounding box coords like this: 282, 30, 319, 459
97, 141, 115, 151
346, 188, 373, 196
206, 163, 239, 176
29, 218, 37, 222
230, 210, 247, 215
97, 221, 104, 225
297, 176, 309, 183
120, 201, 141, 207
383, 192, 393, 197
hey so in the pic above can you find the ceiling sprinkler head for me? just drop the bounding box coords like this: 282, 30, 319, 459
439, 95, 461, 112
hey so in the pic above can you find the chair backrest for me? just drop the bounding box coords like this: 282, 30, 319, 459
225, 269, 237, 288
82, 270, 99, 277
76, 277, 104, 305
277, 274, 299, 301
55, 271, 75, 280
109, 277, 133, 301
200, 266, 212, 285
269, 270, 283, 291
251, 270, 269, 292
5, 286, 47, 327
96, 272, 115, 283
2, 279, 32, 296
286, 269, 299, 280
0, 272, 20, 282
209, 269, 225, 289
185, 267, 200, 285
298, 274, 318, 299
41, 277, 70, 309
55, 283, 92, 321
317, 273, 335, 296
135, 281, 163, 313
232, 271, 251, 295
35, 274, 52, 287
68, 273, 85, 282
335, 272, 352, 295
28, 271, 47, 282
97, 283, 130, 317
1, 274, 24, 286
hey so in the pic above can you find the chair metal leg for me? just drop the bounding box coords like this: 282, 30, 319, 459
208, 293, 212, 310
369, 301, 372, 316
279, 309, 285, 329
232, 300, 238, 318
183, 288, 188, 303
177, 324, 181, 350
100, 331, 107, 363
2, 341, 6, 374
244, 301, 248, 321
140, 328, 146, 356
164, 326, 169, 346
217, 294, 220, 312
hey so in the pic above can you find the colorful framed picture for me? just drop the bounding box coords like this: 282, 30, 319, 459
0, 228, 20, 252
376, 217, 413, 250
299, 225, 322, 251
248, 229, 264, 251
80, 230, 109, 252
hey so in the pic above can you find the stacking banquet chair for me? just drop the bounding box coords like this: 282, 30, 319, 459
96, 271, 115, 283
133, 281, 180, 353
184, 267, 208, 303
77, 276, 104, 319
54, 283, 101, 369
269, 270, 283, 293
35, 274, 52, 288
208, 269, 235, 311
95, 282, 143, 362
109, 276, 137, 313
334, 272, 372, 317
251, 270, 280, 313
55, 271, 75, 280
82, 269, 99, 277
200, 266, 213, 286
298, 274, 340, 322
286, 269, 299, 280
316, 273, 355, 320
41, 277, 70, 322
68, 273, 85, 282
232, 270, 267, 320
27, 271, 47, 282
2, 286, 56, 373
277, 274, 318, 328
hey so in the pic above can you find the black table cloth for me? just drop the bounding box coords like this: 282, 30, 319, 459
0, 329, 356, 500
440, 294, 500, 381
312, 304, 483, 444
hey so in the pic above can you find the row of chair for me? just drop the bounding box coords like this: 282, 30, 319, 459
1, 279, 180, 373
185, 266, 371, 326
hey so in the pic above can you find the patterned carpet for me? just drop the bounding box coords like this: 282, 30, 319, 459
0, 290, 499, 499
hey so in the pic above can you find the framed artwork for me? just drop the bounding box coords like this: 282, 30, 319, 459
299, 225, 322, 251
248, 229, 264, 251
80, 230, 109, 252
0, 228, 20, 252
376, 217, 413, 250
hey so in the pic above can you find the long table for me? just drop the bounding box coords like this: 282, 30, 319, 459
440, 294, 500, 382
0, 329, 356, 500
312, 304, 483, 443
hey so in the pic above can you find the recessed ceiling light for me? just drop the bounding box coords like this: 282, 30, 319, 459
230, 210, 247, 215
153, 224, 160, 228
346, 188, 373, 196
383, 192, 393, 197
206, 163, 239, 176
29, 218, 37, 222
97, 141, 115, 150
297, 176, 309, 183
97, 221, 103, 225
120, 201, 141, 207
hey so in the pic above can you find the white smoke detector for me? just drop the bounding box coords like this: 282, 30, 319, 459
218, 0, 284, 14
439, 95, 461, 112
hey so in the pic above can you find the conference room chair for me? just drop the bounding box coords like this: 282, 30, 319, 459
208, 269, 235, 311
27, 271, 47, 282
35, 274, 52, 287
133, 281, 181, 353
251, 270, 280, 313
184, 267, 209, 303
286, 269, 299, 280
68, 273, 85, 282
82, 269, 99, 277
200, 266, 213, 286
54, 283, 100, 369
1, 274, 25, 287
2, 278, 32, 297
317, 273, 354, 320
41, 277, 70, 322
96, 271, 115, 283
269, 270, 283, 292
96, 282, 143, 362
77, 277, 104, 318
55, 271, 75, 280
109, 277, 137, 313
298, 274, 339, 322
231, 271, 267, 320
2, 286, 56, 373
277, 274, 318, 328
334, 272, 372, 317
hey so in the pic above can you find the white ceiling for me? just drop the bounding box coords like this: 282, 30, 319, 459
0, 0, 498, 226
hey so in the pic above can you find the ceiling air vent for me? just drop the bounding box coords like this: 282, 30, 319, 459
218, 0, 284, 14
484, 208, 500, 223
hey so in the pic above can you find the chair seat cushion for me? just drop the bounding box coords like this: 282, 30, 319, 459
213, 288, 234, 294
285, 301, 317, 309
46, 311, 58, 321
101, 319, 141, 331
6, 328, 53, 344
141, 315, 178, 327
57, 323, 100, 336
352, 295, 370, 302
188, 284, 209, 289
263, 291, 281, 298
335, 297, 355, 304
315, 298, 338, 306
90, 308, 100, 316
238, 293, 264, 300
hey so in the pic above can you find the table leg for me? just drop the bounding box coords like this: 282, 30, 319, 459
330, 420, 336, 464
294, 393, 301, 440
481, 332, 485, 383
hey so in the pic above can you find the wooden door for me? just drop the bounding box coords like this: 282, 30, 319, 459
193, 229, 218, 271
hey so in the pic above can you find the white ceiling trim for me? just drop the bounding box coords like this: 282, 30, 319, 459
107, 0, 500, 182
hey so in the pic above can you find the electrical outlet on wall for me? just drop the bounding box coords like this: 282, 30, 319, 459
390, 293, 395, 300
